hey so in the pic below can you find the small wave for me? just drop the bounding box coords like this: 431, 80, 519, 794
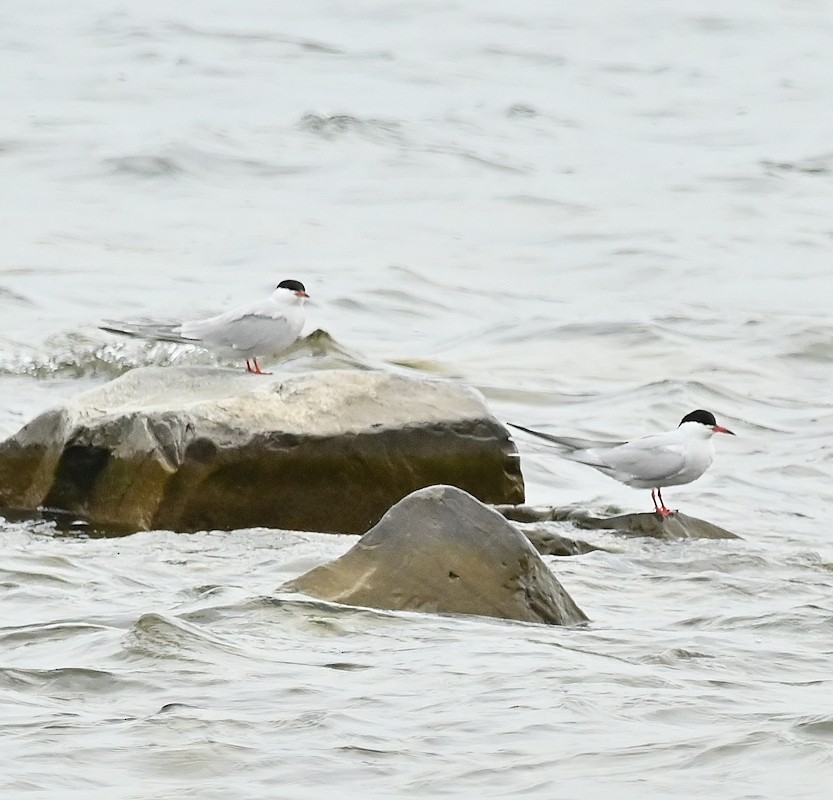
579, 377, 787, 414
0, 564, 75, 587
323, 661, 373, 671
273, 329, 382, 372
168, 21, 344, 55
640, 647, 716, 665
438, 147, 528, 174
505, 103, 539, 118
780, 323, 833, 362
0, 329, 370, 379
0, 138, 23, 154
331, 287, 444, 319
300, 115, 530, 172
493, 318, 665, 347
0, 285, 34, 306
762, 154, 832, 175
676, 604, 833, 632
101, 145, 310, 181
0, 621, 110, 647
677, 730, 773, 768
0, 338, 204, 379
387, 358, 464, 378
299, 113, 403, 143
481, 45, 567, 67
498, 194, 593, 212
102, 154, 186, 178
0, 666, 140, 694
792, 715, 833, 742
123, 612, 247, 662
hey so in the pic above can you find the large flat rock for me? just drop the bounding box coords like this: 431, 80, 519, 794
0, 367, 523, 533
282, 485, 587, 625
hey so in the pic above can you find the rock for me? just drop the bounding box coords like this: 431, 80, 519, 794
495, 504, 604, 554
495, 504, 575, 524
0, 367, 523, 534
495, 504, 739, 540
282, 485, 587, 626
576, 510, 739, 540
520, 526, 603, 556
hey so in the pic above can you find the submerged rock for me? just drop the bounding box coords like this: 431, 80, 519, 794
0, 367, 523, 534
496, 504, 739, 540
577, 510, 739, 540
520, 526, 603, 556
282, 485, 587, 626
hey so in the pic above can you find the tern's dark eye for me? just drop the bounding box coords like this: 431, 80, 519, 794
679, 409, 717, 427
277, 279, 306, 292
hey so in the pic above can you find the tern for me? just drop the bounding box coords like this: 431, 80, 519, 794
509, 410, 736, 517
100, 279, 309, 374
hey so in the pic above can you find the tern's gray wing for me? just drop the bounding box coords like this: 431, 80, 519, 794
574, 437, 688, 483
181, 311, 298, 355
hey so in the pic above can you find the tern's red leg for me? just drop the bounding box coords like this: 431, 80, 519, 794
651, 489, 673, 518
251, 357, 272, 376
657, 488, 673, 518
246, 359, 254, 373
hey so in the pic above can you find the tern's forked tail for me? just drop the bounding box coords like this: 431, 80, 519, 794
506, 422, 627, 453
99, 320, 198, 346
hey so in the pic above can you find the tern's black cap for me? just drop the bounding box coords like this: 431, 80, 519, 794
277, 279, 306, 292
679, 409, 717, 427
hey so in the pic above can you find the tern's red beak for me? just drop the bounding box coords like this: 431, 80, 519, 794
295, 290, 309, 298
712, 425, 735, 435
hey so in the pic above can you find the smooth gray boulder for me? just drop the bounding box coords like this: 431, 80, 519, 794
496, 504, 739, 540
282, 485, 587, 626
0, 367, 523, 533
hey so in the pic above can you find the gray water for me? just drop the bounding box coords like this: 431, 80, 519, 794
2, 1, 833, 797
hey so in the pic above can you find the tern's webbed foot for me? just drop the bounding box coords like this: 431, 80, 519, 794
246, 358, 272, 375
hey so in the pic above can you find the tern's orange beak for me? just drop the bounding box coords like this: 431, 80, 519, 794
712, 425, 735, 435
295, 290, 309, 298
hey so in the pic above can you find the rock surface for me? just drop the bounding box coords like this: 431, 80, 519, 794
520, 526, 603, 556
579, 510, 739, 540
0, 367, 523, 534
496, 504, 739, 540
282, 485, 587, 626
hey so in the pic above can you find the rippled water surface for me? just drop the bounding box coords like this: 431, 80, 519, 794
2, 1, 833, 797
